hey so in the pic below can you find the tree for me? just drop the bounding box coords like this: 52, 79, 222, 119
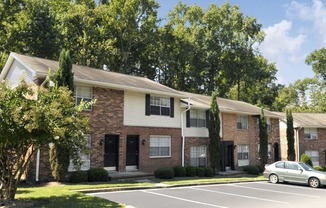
208, 92, 221, 171
306, 48, 326, 81
286, 109, 295, 161
259, 109, 268, 168
0, 80, 89, 205
49, 49, 75, 181
54, 49, 74, 91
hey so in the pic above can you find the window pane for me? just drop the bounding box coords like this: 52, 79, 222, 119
150, 136, 171, 157
161, 107, 170, 116
160, 98, 170, 107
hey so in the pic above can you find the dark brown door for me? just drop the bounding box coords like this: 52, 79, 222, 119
126, 135, 139, 168
104, 135, 119, 170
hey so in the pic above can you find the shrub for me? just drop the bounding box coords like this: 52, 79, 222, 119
256, 165, 264, 173
300, 153, 313, 167
173, 166, 186, 177
204, 167, 214, 177
314, 166, 323, 171
323, 167, 326, 172
243, 165, 260, 175
195, 167, 205, 177
87, 168, 109, 182
185, 166, 196, 177
69, 171, 88, 183
154, 167, 174, 179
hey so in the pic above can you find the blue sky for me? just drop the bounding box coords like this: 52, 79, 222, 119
156, 0, 326, 85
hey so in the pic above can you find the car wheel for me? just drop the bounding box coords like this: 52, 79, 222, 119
269, 174, 278, 184
309, 177, 320, 188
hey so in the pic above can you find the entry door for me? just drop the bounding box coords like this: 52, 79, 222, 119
274, 143, 279, 162
104, 135, 119, 171
222, 141, 235, 171
126, 135, 139, 171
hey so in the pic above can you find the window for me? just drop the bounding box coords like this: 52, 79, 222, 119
258, 143, 272, 159
285, 162, 298, 170
190, 110, 206, 127
68, 134, 91, 172
304, 128, 318, 139
237, 115, 248, 130
267, 118, 272, 131
305, 150, 319, 166
275, 162, 285, 168
238, 145, 249, 160
150, 135, 171, 158
75, 86, 92, 110
256, 117, 271, 131
145, 94, 174, 117
190, 146, 207, 167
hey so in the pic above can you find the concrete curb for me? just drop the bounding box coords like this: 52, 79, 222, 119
75, 178, 268, 194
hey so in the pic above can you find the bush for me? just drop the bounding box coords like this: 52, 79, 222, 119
256, 165, 264, 173
173, 166, 186, 177
69, 171, 88, 183
243, 165, 260, 175
154, 167, 174, 179
323, 167, 326, 172
87, 168, 109, 182
204, 167, 214, 177
185, 166, 196, 177
314, 166, 323, 171
300, 153, 313, 167
195, 167, 205, 177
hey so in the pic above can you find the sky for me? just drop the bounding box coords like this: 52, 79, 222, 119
155, 0, 326, 85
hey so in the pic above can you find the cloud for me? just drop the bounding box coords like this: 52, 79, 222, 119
259, 20, 305, 63
289, 0, 326, 46
258, 20, 306, 84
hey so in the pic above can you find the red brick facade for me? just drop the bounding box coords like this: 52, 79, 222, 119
298, 128, 326, 166
27, 85, 281, 182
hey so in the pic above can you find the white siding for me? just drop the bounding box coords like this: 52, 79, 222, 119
124, 91, 181, 128
6, 61, 34, 87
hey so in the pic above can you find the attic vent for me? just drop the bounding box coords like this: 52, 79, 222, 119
103, 64, 109, 71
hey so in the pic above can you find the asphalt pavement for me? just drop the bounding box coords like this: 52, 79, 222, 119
89, 181, 326, 208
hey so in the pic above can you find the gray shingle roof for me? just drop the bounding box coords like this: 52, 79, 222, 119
275, 112, 326, 127
10, 53, 182, 96
180, 91, 280, 117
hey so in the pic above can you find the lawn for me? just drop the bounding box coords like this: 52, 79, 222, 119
12, 181, 154, 208
9, 175, 265, 207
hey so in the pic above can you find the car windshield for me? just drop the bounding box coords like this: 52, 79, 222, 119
299, 162, 314, 171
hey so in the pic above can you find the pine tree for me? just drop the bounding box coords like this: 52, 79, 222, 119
259, 109, 268, 168
286, 109, 296, 161
209, 92, 221, 172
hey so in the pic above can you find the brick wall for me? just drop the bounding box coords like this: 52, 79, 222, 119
299, 128, 326, 166
222, 113, 280, 168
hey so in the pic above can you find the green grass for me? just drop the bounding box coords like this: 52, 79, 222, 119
12, 176, 266, 207
14, 181, 154, 208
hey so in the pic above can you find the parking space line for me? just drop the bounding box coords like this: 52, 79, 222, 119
229, 184, 321, 198
256, 181, 326, 191
191, 187, 288, 204
142, 190, 230, 208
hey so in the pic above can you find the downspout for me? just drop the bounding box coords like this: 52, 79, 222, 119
35, 149, 40, 182
181, 97, 191, 167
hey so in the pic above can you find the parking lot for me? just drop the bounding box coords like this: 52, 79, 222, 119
90, 181, 326, 208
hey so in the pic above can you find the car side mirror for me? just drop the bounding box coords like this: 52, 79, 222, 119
299, 167, 303, 172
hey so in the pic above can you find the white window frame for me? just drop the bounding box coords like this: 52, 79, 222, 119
267, 118, 272, 131
150, 135, 171, 158
238, 144, 249, 167
190, 145, 207, 167
237, 115, 248, 130
150, 96, 170, 116
304, 128, 318, 139
74, 85, 93, 110
190, 109, 206, 128
305, 150, 319, 166
68, 134, 91, 172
